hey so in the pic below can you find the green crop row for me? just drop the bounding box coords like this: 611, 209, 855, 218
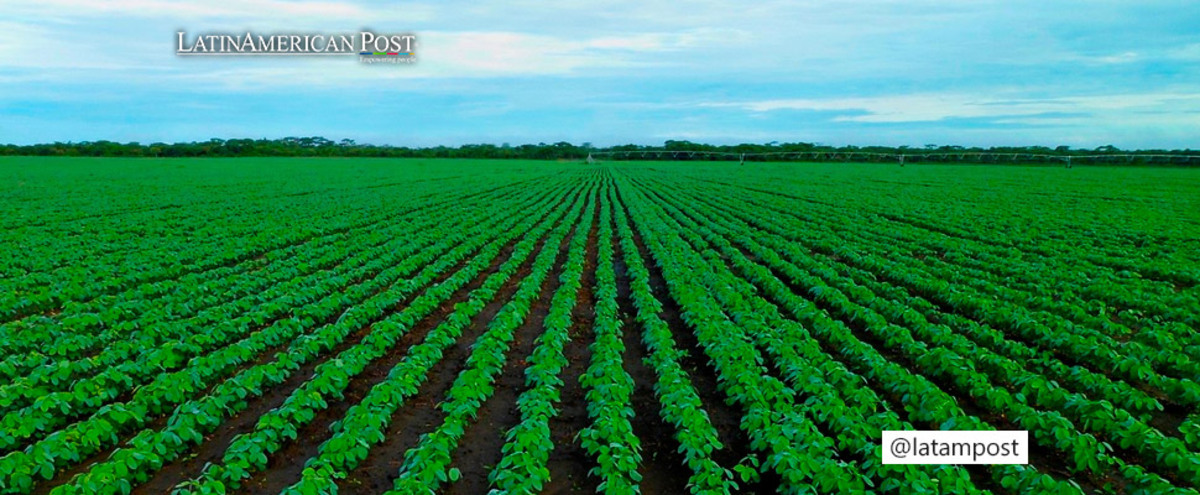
383, 179, 593, 494
485, 181, 597, 492
170, 180, 582, 495
27, 178, 570, 495
576, 180, 642, 494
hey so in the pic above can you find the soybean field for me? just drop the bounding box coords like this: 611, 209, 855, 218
1, 157, 1199, 494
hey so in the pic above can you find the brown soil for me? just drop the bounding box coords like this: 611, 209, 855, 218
612, 183, 772, 492
335, 203, 574, 494
612, 225, 691, 493
126, 242, 492, 495
238, 232, 537, 494
543, 197, 602, 494
443, 214, 579, 495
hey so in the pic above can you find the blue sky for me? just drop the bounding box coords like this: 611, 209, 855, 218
1, 0, 1198, 148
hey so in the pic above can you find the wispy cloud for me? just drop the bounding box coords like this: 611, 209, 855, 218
0, 27, 715, 90
4, 0, 434, 24
701, 92, 1200, 124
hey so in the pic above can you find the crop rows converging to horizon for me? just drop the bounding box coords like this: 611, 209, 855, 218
1, 157, 1199, 494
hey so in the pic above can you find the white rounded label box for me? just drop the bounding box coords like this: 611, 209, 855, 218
882, 430, 1029, 465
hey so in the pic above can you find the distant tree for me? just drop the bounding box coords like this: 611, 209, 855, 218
0, 137, 1191, 166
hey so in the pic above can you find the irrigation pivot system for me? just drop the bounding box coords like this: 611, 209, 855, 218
587, 150, 1200, 168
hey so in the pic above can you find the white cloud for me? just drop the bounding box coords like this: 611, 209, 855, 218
417, 30, 709, 75
1089, 51, 1140, 64
1167, 43, 1200, 61
4, 0, 430, 22
0, 21, 161, 71
419, 31, 616, 75
703, 92, 1200, 124
0, 27, 717, 90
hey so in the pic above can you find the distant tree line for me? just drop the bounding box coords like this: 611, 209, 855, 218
0, 137, 1196, 164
